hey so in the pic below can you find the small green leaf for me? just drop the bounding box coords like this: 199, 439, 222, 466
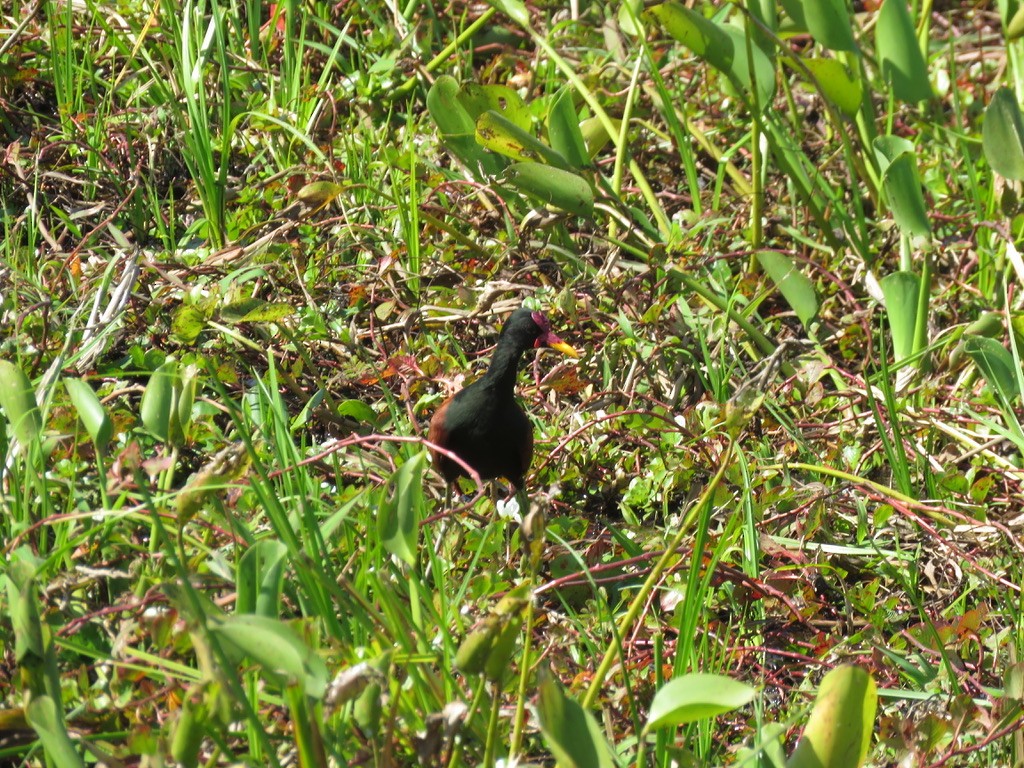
172, 305, 208, 344
800, 58, 862, 117
879, 271, 921, 363
221, 299, 295, 323
457, 83, 530, 129
476, 110, 569, 168
503, 161, 595, 217
64, 378, 112, 452
983, 88, 1024, 181
337, 399, 378, 425
210, 614, 328, 698
547, 89, 591, 169
485, 0, 528, 25
646, 673, 756, 730
788, 665, 876, 768
579, 116, 621, 159
964, 335, 1021, 403
757, 251, 819, 327
236, 539, 288, 617
141, 358, 178, 443
537, 669, 616, 768
26, 696, 84, 768
1008, 4, 1024, 40
426, 76, 503, 177
875, 0, 933, 103
647, 3, 776, 109
378, 452, 426, 566
0, 360, 42, 446
801, 0, 856, 50
873, 136, 931, 238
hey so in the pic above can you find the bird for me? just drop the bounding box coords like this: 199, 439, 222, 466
428, 307, 578, 491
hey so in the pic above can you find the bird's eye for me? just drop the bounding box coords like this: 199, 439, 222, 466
531, 311, 550, 332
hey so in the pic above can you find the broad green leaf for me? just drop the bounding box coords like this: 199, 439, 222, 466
210, 614, 328, 697
647, 3, 776, 109
236, 539, 288, 616
503, 162, 595, 217
788, 665, 876, 768
337, 399, 378, 425
802, 0, 856, 50
1008, 4, 1024, 40
618, 0, 645, 36
537, 669, 616, 768
174, 364, 198, 444
983, 88, 1024, 180
378, 451, 426, 566
646, 673, 756, 730
875, 0, 933, 103
457, 83, 530, 129
879, 271, 920, 363
547, 89, 591, 169
485, 0, 528, 25
170, 689, 205, 768
221, 299, 295, 323
426, 76, 502, 176
801, 58, 862, 116
964, 335, 1021, 403
873, 136, 931, 238
141, 358, 177, 442
8, 573, 44, 664
64, 378, 112, 452
172, 305, 208, 344
778, 0, 807, 31
26, 696, 84, 768
756, 251, 819, 327
476, 110, 569, 168
579, 116, 621, 159
0, 360, 42, 446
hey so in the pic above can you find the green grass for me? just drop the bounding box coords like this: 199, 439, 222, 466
3, 0, 1024, 765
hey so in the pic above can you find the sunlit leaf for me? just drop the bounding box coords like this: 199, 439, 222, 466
800, 58, 862, 116
537, 669, 616, 768
964, 335, 1021, 403
503, 161, 594, 217
875, 0, 933, 103
26, 696, 84, 768
210, 613, 328, 697
64, 378, 112, 452
547, 89, 590, 169
757, 251, 819, 327
646, 673, 756, 730
647, 2, 776, 109
788, 665, 876, 768
879, 271, 920, 363
426, 76, 503, 176
983, 87, 1024, 180
476, 110, 569, 167
873, 136, 931, 238
801, 0, 856, 50
0, 361, 42, 446
378, 451, 426, 566
485, 0, 528, 25
458, 83, 530, 129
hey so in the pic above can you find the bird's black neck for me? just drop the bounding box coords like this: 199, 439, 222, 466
482, 340, 530, 394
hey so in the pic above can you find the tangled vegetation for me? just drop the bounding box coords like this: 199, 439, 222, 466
3, 0, 1024, 765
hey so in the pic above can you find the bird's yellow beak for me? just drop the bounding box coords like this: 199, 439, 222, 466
546, 337, 579, 358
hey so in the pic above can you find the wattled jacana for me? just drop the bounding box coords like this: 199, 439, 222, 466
429, 308, 578, 490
